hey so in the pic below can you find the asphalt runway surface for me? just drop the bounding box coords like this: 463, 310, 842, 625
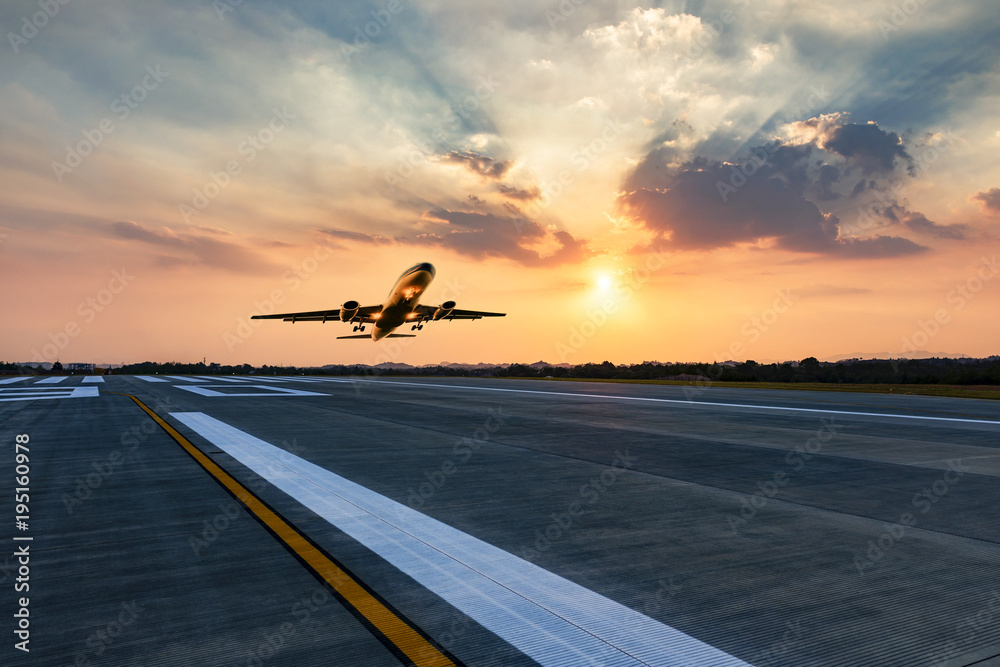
1, 374, 999, 667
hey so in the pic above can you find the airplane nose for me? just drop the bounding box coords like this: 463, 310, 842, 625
417, 262, 435, 277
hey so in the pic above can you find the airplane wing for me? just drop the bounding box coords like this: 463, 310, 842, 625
250, 305, 383, 323
414, 304, 506, 321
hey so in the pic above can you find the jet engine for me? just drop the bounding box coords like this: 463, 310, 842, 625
432, 300, 456, 321
340, 300, 360, 322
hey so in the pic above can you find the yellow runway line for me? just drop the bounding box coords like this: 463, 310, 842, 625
125, 393, 458, 667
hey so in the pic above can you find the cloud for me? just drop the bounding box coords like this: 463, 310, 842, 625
972, 187, 1000, 215
796, 284, 873, 298
107, 220, 274, 273
496, 183, 541, 201
784, 115, 912, 174
620, 162, 924, 258
441, 150, 512, 180
615, 111, 980, 258
318, 228, 394, 245
412, 208, 589, 266
900, 212, 967, 240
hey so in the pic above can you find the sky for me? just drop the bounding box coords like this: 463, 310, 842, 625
1, 0, 998, 367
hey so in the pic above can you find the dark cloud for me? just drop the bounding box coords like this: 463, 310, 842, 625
616, 111, 980, 258
496, 183, 541, 201
972, 187, 1000, 214
901, 212, 967, 240
107, 220, 273, 273
412, 209, 589, 266
822, 122, 912, 173
619, 154, 926, 259
441, 151, 512, 180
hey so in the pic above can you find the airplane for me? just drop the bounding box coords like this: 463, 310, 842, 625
250, 262, 505, 341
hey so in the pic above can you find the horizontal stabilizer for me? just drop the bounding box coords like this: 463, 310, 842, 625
335, 333, 419, 339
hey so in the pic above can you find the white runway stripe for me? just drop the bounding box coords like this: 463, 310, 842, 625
0, 377, 29, 384
166, 376, 207, 382
173, 411, 752, 667
35, 376, 67, 384
347, 379, 1000, 427
135, 376, 168, 382
0, 387, 99, 402
82, 376, 104, 383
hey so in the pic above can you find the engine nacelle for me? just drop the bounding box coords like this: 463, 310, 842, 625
432, 300, 456, 321
340, 300, 360, 322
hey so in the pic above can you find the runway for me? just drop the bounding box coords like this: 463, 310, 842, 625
2, 375, 999, 666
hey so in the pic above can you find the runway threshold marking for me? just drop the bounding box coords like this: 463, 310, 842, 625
341, 379, 1000, 427
124, 395, 458, 667
0, 386, 99, 402
173, 411, 755, 667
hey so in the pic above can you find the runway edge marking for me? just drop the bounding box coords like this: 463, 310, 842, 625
124, 394, 460, 667
347, 379, 1000, 426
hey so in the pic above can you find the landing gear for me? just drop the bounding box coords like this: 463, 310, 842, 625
353, 325, 367, 332
411, 323, 425, 331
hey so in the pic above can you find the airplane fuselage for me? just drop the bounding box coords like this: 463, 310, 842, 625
372, 262, 436, 340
